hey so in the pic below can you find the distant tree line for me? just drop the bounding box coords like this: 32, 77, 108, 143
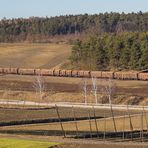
0, 12, 148, 42
70, 32, 148, 71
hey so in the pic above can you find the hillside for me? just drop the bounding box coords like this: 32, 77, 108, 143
70, 32, 148, 71
0, 43, 71, 69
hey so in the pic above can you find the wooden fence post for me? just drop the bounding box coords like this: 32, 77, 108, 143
110, 104, 117, 133
122, 113, 125, 141
72, 106, 79, 137
103, 113, 106, 141
127, 105, 133, 141
88, 111, 93, 138
55, 104, 66, 138
93, 106, 99, 137
140, 110, 144, 142
143, 106, 148, 131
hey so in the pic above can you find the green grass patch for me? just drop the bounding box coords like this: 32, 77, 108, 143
0, 138, 58, 148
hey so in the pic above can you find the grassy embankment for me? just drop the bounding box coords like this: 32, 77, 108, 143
0, 138, 58, 148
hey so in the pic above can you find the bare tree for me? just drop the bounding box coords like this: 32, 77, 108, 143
82, 78, 88, 104
105, 79, 114, 104
104, 78, 117, 132
33, 74, 45, 105
92, 77, 98, 104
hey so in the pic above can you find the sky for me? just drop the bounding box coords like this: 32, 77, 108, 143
0, 0, 147, 19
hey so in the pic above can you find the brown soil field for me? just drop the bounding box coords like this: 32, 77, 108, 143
0, 43, 148, 146
0, 75, 148, 105
0, 107, 134, 123
0, 112, 147, 144
0, 75, 147, 94
1, 113, 146, 133
0, 43, 71, 69
54, 143, 148, 148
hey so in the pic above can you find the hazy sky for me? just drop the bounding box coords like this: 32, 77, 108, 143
0, 0, 147, 19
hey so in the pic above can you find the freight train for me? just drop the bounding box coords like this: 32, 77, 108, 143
0, 67, 148, 81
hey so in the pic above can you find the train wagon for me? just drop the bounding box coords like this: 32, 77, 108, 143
91, 71, 102, 78
54, 69, 61, 76
0, 68, 3, 73
35, 69, 41, 75
122, 72, 138, 80
114, 72, 138, 80
3, 68, 11, 74
101, 71, 114, 79
72, 70, 78, 77
114, 72, 123, 80
10, 68, 19, 74
60, 70, 66, 77
126, 72, 138, 80
138, 73, 148, 81
35, 69, 54, 76
83, 71, 91, 78
65, 70, 72, 77
78, 71, 84, 77
18, 68, 35, 75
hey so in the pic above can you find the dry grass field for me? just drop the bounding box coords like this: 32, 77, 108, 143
0, 107, 131, 122
1, 113, 147, 133
0, 43, 71, 69
0, 43, 148, 146
0, 109, 147, 144
0, 75, 147, 105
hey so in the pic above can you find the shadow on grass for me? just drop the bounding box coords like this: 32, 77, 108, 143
0, 116, 103, 127
0, 129, 147, 142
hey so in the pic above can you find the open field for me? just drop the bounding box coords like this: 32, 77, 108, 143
1, 113, 147, 133
0, 107, 132, 123
0, 43, 71, 69
0, 75, 147, 105
54, 143, 148, 148
0, 134, 147, 148
0, 109, 147, 143
0, 138, 58, 148
0, 105, 146, 136
0, 43, 148, 146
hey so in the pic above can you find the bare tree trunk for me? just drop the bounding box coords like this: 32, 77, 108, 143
104, 78, 117, 132
83, 78, 87, 104
33, 74, 45, 108
92, 77, 98, 104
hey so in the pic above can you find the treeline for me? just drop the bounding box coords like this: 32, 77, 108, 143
70, 32, 148, 71
0, 12, 148, 42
